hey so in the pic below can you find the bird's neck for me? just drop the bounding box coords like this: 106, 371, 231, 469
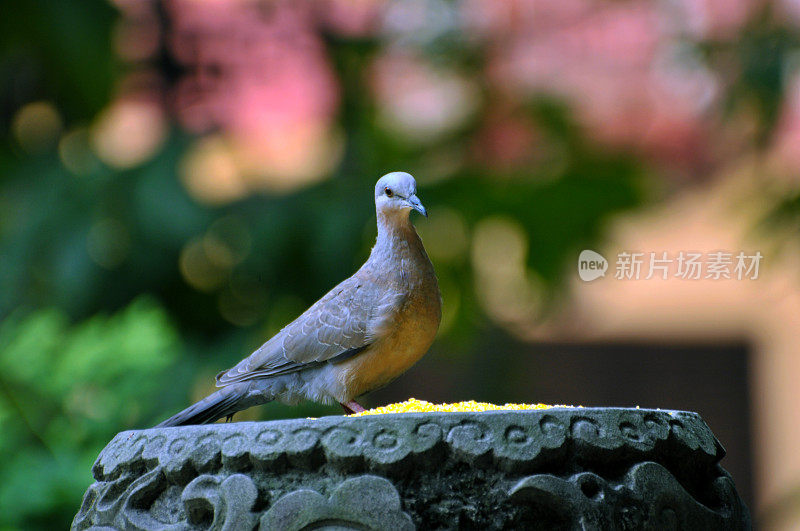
371, 210, 424, 262
367, 209, 435, 289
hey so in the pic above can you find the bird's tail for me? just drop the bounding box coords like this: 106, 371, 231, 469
156, 382, 268, 427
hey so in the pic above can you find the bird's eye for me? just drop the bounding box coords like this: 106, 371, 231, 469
384, 187, 393, 197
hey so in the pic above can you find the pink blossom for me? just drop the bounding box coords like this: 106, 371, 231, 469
166, 0, 340, 188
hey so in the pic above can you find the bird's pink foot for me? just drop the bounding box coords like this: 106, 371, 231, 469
340, 400, 366, 414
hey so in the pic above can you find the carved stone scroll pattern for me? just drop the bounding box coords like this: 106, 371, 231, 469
73, 408, 749, 530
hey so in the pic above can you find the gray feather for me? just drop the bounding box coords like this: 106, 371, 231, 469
216, 276, 402, 386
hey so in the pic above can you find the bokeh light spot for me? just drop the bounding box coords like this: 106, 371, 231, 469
91, 99, 166, 168
180, 135, 247, 205
417, 206, 469, 261
372, 53, 479, 142
59, 128, 99, 175
472, 217, 528, 277
179, 237, 228, 292
237, 124, 344, 194
472, 217, 543, 330
12, 101, 63, 153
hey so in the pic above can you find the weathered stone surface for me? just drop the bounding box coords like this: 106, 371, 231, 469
72, 408, 750, 530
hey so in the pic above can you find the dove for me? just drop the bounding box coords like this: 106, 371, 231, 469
157, 172, 441, 426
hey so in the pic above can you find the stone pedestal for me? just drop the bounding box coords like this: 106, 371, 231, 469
72, 407, 750, 530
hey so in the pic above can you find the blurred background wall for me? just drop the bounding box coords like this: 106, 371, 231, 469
2, 0, 800, 528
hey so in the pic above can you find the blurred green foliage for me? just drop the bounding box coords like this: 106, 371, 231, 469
0, 298, 179, 528
702, 4, 800, 144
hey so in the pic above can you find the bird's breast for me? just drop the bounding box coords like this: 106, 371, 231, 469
337, 267, 440, 400
330, 223, 441, 400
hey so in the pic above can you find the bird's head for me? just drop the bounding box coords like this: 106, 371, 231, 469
374, 171, 427, 219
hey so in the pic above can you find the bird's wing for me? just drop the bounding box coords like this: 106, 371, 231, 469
216, 275, 403, 386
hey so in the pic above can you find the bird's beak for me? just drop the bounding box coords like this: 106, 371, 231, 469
407, 194, 427, 217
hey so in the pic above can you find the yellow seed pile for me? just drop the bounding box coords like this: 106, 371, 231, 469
351, 397, 561, 416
